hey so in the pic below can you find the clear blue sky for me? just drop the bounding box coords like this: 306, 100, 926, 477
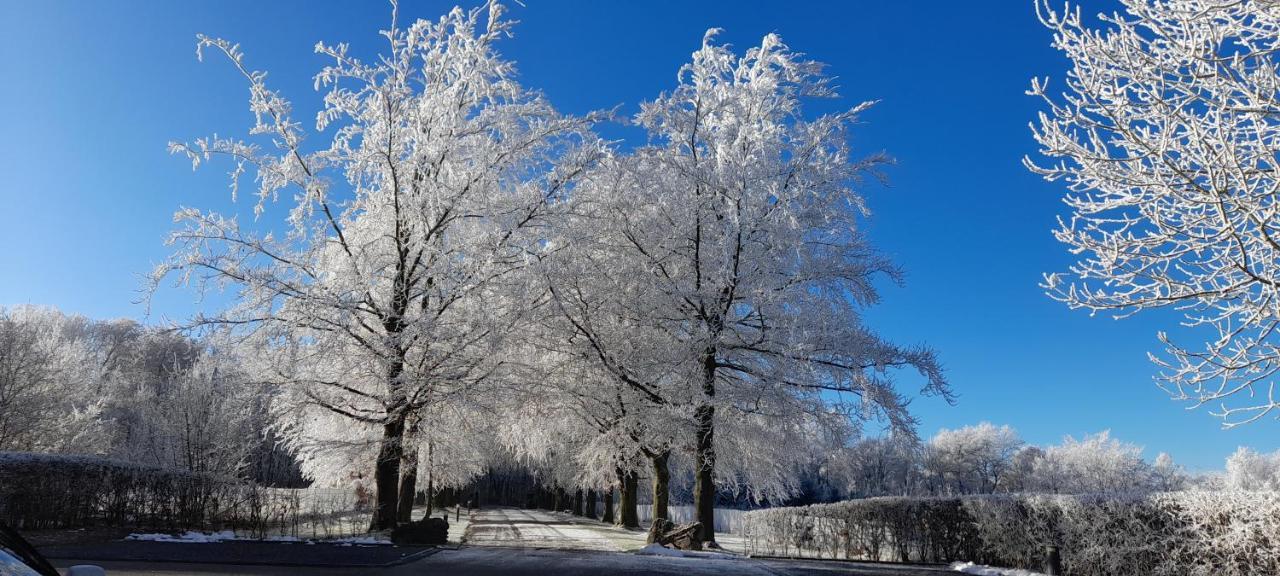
1, 1, 1273, 470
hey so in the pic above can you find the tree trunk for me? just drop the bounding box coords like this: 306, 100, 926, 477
692, 350, 717, 543
369, 415, 406, 531
396, 442, 418, 524
617, 468, 639, 529
647, 451, 671, 544
572, 488, 584, 516
585, 489, 597, 519
554, 487, 565, 512
602, 488, 615, 524
424, 441, 434, 519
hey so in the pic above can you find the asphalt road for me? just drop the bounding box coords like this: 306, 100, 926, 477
464, 506, 638, 551
46, 507, 953, 575
56, 548, 955, 576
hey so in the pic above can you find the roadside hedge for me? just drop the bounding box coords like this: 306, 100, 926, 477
0, 452, 365, 537
0, 452, 240, 529
741, 491, 1280, 576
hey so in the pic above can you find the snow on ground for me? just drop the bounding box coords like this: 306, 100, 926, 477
123, 505, 744, 554
125, 531, 236, 543
465, 507, 625, 551
463, 507, 746, 553
636, 543, 742, 560
328, 535, 392, 546
950, 561, 1048, 576
123, 531, 390, 546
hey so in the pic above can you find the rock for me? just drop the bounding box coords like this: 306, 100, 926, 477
389, 517, 448, 545
649, 520, 702, 551
646, 518, 674, 545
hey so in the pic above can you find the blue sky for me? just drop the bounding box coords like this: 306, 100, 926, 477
1, 0, 1273, 470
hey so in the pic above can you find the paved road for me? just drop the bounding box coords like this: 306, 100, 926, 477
463, 507, 638, 551
56, 547, 955, 575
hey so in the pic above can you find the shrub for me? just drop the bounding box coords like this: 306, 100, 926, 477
0, 452, 367, 538
742, 491, 1280, 575
0, 452, 234, 529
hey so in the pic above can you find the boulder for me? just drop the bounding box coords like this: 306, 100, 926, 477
649, 520, 702, 551
389, 517, 448, 545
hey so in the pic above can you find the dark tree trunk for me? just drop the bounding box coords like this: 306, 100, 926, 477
370, 248, 414, 531
692, 351, 717, 543
554, 487, 566, 512
602, 488, 615, 524
369, 414, 406, 531
585, 489, 597, 519
572, 489, 584, 516
396, 442, 418, 523
617, 468, 639, 529
647, 451, 672, 543
423, 441, 434, 518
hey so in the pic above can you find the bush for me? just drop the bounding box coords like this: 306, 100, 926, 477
0, 452, 367, 538
742, 491, 1280, 575
390, 517, 448, 545
0, 452, 235, 530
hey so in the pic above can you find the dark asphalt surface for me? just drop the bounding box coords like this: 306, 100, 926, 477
42, 540, 435, 568
49, 545, 956, 575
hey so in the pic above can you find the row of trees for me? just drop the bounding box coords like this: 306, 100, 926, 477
0, 306, 302, 485
150, 2, 952, 537
831, 424, 1191, 499
14, 0, 1280, 542
4, 302, 1274, 538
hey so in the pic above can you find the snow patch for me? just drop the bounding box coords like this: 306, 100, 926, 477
126, 530, 236, 543
950, 561, 1048, 576
330, 535, 392, 546
638, 543, 686, 557
124, 531, 391, 546
635, 543, 742, 560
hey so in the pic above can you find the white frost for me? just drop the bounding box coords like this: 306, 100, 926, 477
126, 531, 236, 543
950, 561, 1047, 576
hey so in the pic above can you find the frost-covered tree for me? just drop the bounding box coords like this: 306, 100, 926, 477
0, 307, 282, 481
156, 3, 600, 528
1001, 445, 1047, 494
1151, 452, 1189, 491
831, 434, 922, 498
134, 348, 262, 477
550, 29, 949, 542
0, 307, 104, 453
497, 327, 672, 529
1032, 431, 1153, 494
923, 422, 1022, 495
1029, 0, 1280, 426
1225, 446, 1280, 490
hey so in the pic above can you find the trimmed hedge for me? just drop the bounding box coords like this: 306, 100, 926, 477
0, 452, 363, 537
0, 452, 236, 529
742, 492, 1280, 575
